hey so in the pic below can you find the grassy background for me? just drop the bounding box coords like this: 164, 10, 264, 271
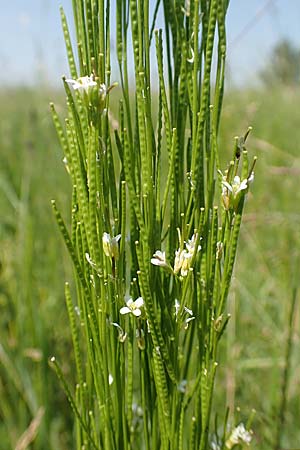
0, 86, 299, 449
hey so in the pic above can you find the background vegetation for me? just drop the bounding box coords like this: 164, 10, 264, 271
0, 43, 299, 449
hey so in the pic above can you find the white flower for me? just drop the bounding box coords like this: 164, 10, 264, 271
174, 248, 193, 277
174, 248, 193, 276
120, 297, 144, 317
153, 232, 201, 278
225, 423, 252, 449
85, 252, 97, 268
66, 74, 97, 94
174, 248, 186, 275
222, 175, 248, 197
174, 233, 201, 277
220, 169, 254, 211
185, 233, 201, 254
175, 249, 190, 276
151, 250, 168, 267
102, 232, 121, 259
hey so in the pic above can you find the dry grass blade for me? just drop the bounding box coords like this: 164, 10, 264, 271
14, 407, 45, 450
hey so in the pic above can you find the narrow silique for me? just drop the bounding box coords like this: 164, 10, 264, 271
50, 1, 256, 449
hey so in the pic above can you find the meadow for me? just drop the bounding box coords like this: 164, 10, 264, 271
0, 84, 299, 449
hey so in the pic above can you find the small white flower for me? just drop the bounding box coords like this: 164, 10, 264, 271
222, 175, 248, 197
66, 74, 97, 94
220, 168, 254, 211
151, 250, 168, 267
185, 233, 201, 254
85, 252, 97, 268
225, 423, 252, 449
120, 297, 144, 317
102, 232, 121, 259
174, 248, 193, 277
174, 233, 201, 277
174, 249, 185, 275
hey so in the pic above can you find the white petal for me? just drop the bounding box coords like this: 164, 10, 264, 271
132, 309, 142, 317
185, 316, 195, 323
151, 250, 167, 266
125, 298, 134, 307
120, 306, 131, 315
184, 306, 193, 316
240, 179, 248, 190
222, 180, 233, 192
151, 258, 161, 266
134, 297, 144, 308
233, 175, 241, 185
103, 232, 111, 243
248, 172, 255, 184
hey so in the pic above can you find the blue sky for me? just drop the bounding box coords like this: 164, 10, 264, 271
1, 0, 300, 87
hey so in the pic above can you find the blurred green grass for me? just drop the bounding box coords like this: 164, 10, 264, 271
0, 88, 73, 449
0, 86, 299, 449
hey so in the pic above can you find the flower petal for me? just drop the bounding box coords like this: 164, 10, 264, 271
221, 180, 233, 192
120, 306, 131, 315
134, 297, 144, 308
125, 298, 134, 307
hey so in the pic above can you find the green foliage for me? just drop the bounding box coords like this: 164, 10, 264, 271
0, 89, 73, 449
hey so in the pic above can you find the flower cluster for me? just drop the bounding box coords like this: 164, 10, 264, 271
66, 74, 117, 113
151, 232, 201, 277
220, 171, 254, 211
102, 232, 121, 260
66, 74, 98, 94
225, 423, 252, 449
